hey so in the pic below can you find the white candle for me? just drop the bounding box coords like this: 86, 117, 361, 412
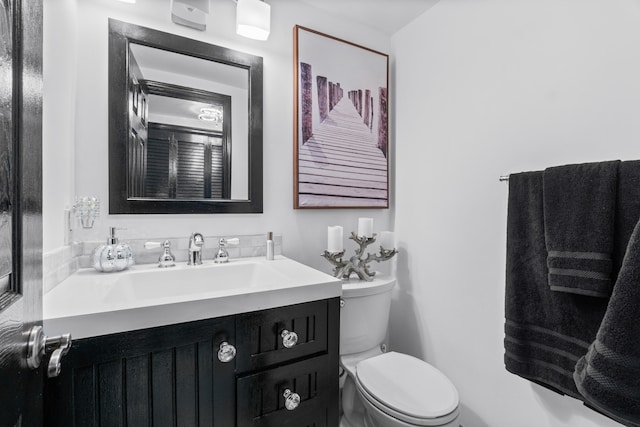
358, 217, 373, 238
380, 231, 395, 249
327, 226, 343, 253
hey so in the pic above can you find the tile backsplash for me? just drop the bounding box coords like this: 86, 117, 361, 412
43, 234, 282, 293
43, 244, 82, 294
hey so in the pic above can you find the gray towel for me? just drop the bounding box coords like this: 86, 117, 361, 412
613, 160, 640, 279
574, 218, 640, 427
505, 171, 608, 398
543, 161, 620, 298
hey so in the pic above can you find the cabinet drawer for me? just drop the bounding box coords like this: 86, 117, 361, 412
236, 354, 331, 427
235, 299, 328, 372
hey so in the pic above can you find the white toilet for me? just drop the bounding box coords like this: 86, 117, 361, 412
340, 276, 460, 427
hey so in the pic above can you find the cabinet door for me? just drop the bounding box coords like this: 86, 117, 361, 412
236, 355, 331, 427
235, 299, 329, 372
44, 316, 236, 427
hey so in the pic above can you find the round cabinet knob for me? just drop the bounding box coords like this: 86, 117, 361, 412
283, 389, 301, 411
281, 330, 298, 348
217, 342, 236, 363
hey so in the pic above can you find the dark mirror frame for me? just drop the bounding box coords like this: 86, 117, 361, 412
108, 19, 263, 214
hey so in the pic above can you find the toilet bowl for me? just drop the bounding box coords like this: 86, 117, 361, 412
340, 276, 460, 427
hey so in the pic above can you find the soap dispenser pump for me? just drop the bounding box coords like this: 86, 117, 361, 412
91, 227, 135, 273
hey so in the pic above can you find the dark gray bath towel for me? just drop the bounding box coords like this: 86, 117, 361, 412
613, 160, 640, 279
543, 161, 620, 298
574, 218, 640, 427
505, 171, 608, 398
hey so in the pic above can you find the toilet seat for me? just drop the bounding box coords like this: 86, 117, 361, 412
355, 352, 459, 426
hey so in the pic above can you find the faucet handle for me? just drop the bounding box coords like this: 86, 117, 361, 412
220, 237, 239, 246
145, 240, 175, 268
144, 241, 162, 249
215, 238, 239, 264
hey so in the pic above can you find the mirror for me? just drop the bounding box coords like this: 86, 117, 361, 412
108, 19, 263, 214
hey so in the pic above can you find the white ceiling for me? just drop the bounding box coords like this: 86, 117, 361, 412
297, 0, 441, 35
130, 44, 248, 90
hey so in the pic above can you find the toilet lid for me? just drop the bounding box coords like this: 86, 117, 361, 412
355, 352, 459, 420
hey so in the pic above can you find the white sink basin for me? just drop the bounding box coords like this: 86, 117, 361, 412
101, 261, 289, 304
44, 256, 341, 339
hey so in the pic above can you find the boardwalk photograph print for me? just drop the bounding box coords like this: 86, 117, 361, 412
293, 26, 389, 209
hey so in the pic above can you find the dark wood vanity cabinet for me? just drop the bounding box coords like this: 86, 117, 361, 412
235, 299, 336, 427
44, 315, 237, 426
44, 298, 340, 426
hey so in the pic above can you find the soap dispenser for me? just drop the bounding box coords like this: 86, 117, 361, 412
91, 227, 134, 272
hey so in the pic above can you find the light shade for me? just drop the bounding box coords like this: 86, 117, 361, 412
236, 0, 270, 41
171, 0, 210, 31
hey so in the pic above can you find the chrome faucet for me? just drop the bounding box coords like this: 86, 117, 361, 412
145, 240, 175, 268
214, 238, 239, 263
188, 233, 204, 265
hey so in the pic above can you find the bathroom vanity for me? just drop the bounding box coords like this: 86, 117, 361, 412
42, 256, 341, 426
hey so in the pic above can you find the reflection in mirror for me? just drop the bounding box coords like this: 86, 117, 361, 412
128, 44, 248, 201
144, 96, 230, 200
109, 19, 263, 214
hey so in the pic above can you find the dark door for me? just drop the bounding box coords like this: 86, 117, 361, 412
127, 48, 149, 197
0, 0, 43, 426
147, 124, 231, 199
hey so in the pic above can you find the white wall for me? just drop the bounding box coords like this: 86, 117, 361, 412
42, 0, 393, 273
43, 0, 78, 250
392, 0, 640, 426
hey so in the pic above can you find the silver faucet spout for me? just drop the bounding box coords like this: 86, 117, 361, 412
188, 233, 204, 265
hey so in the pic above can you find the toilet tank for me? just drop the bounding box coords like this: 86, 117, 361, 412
340, 276, 396, 355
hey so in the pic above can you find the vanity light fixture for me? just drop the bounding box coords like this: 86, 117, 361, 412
171, 0, 210, 31
235, 0, 271, 41
115, 0, 136, 3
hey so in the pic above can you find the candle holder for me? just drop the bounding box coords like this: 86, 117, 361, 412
73, 196, 100, 229
322, 232, 397, 281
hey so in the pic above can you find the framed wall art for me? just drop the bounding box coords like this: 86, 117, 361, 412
293, 26, 389, 209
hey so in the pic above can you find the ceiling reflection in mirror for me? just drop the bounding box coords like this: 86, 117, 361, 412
128, 43, 249, 201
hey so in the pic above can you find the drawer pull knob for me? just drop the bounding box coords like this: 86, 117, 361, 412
217, 342, 236, 362
283, 389, 301, 410
281, 330, 298, 348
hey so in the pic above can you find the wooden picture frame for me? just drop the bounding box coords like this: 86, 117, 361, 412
293, 26, 389, 209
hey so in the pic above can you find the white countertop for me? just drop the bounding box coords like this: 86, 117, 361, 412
44, 255, 341, 339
